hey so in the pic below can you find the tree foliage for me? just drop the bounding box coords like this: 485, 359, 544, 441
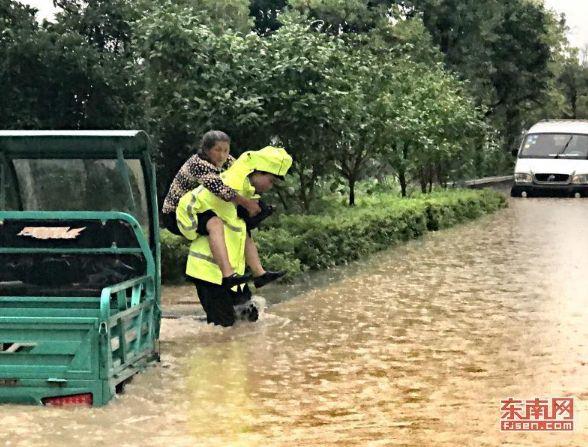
134, 1, 268, 198
403, 0, 554, 151
2, 0, 585, 210
0, 0, 139, 129
261, 14, 347, 208
558, 53, 588, 119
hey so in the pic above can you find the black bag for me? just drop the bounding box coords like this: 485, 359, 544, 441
236, 200, 275, 230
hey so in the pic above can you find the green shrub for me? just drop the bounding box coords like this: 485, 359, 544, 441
159, 189, 507, 283
254, 228, 304, 276
160, 229, 189, 284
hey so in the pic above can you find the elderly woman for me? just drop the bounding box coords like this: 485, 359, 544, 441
161, 130, 283, 289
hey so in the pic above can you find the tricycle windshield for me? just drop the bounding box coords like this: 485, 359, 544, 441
4, 158, 150, 237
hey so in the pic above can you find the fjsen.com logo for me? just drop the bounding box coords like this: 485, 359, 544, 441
500, 397, 574, 431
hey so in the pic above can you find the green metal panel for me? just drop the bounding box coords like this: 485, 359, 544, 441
0, 274, 157, 406
144, 153, 162, 338
0, 320, 99, 380
0, 130, 161, 406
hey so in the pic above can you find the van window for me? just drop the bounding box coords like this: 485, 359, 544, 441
520, 134, 588, 159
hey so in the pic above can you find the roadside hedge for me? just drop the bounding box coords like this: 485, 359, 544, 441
160, 189, 507, 283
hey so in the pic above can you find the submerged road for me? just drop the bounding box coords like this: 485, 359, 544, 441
2, 197, 588, 446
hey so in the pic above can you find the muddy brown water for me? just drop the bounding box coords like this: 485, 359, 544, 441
2, 197, 588, 446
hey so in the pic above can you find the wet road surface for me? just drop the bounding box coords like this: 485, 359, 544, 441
2, 197, 588, 446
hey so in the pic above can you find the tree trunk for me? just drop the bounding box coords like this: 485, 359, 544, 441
398, 140, 410, 197
504, 108, 521, 153
348, 177, 356, 206
275, 187, 289, 211
297, 171, 310, 212
420, 167, 427, 193
398, 169, 407, 197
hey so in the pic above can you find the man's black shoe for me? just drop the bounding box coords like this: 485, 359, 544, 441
253, 270, 286, 288
222, 273, 252, 288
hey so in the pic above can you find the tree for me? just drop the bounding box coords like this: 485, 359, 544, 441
45, 0, 141, 129
261, 10, 451, 206
558, 54, 588, 119
134, 1, 268, 199
373, 57, 486, 195
406, 0, 555, 152
52, 0, 137, 52
0, 0, 44, 127
0, 0, 140, 129
0, 0, 36, 34
328, 42, 377, 206
262, 14, 349, 210
287, 0, 395, 34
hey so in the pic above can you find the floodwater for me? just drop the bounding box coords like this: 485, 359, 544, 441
2, 197, 588, 446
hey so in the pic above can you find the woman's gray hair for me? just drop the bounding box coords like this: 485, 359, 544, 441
199, 130, 230, 154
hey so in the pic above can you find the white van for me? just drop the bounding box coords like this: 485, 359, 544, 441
511, 120, 588, 197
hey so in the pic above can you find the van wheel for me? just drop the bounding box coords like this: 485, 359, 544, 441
510, 186, 522, 197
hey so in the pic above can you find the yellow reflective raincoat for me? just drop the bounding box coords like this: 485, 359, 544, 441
176, 146, 292, 284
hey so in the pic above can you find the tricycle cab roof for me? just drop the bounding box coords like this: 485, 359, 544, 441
0, 130, 151, 157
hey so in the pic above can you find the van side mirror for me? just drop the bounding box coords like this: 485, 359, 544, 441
511, 148, 519, 157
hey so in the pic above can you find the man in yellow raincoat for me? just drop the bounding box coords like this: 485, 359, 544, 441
176, 146, 293, 326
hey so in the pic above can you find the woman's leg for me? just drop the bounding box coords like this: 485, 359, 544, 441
245, 235, 265, 277
245, 235, 286, 288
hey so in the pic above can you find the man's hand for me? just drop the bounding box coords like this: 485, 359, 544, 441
234, 195, 261, 217
243, 198, 261, 217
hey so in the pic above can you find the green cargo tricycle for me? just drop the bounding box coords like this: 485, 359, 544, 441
0, 131, 161, 406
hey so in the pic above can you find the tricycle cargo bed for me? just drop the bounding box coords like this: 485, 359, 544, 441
0, 213, 159, 406
0, 217, 147, 296
0, 275, 158, 406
